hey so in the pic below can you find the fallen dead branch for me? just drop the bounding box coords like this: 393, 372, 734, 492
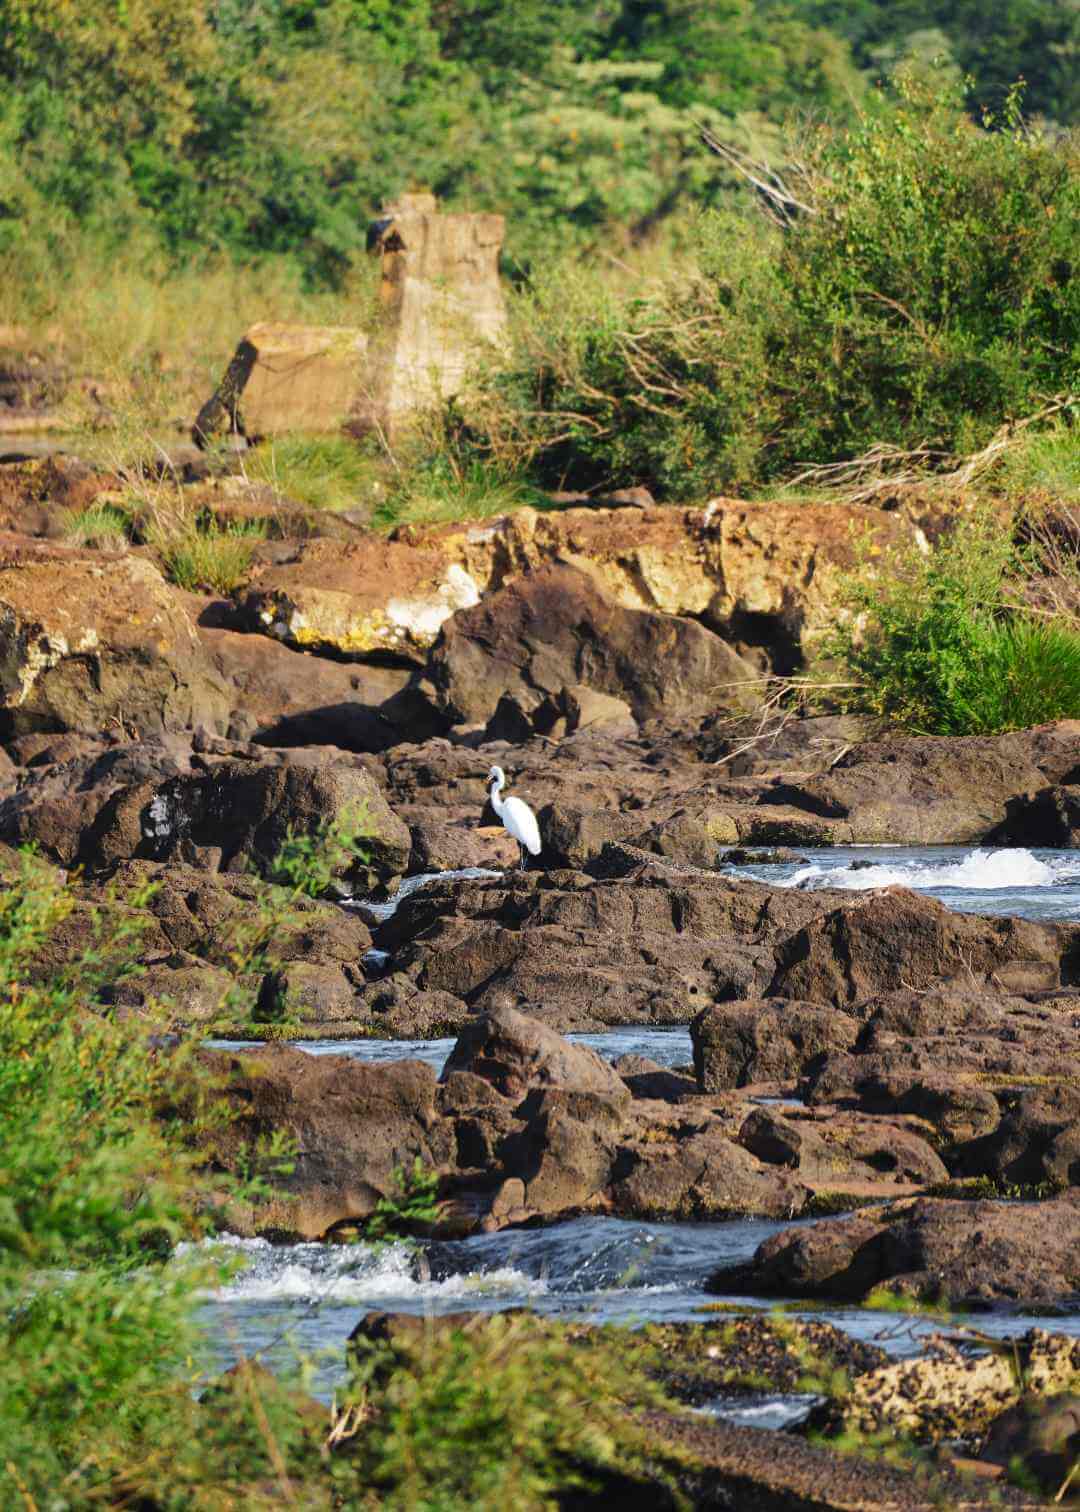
783, 394, 1078, 506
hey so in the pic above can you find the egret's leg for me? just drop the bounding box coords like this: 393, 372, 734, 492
519, 844, 527, 872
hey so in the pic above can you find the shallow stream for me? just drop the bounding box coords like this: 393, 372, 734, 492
197, 845, 1080, 1422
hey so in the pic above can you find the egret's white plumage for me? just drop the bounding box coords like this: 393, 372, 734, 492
487, 765, 541, 870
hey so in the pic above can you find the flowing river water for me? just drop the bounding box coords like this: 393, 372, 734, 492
196, 846, 1080, 1421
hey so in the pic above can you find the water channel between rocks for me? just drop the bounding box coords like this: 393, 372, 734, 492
197, 846, 1080, 1423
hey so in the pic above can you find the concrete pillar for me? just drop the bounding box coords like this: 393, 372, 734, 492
352, 194, 507, 440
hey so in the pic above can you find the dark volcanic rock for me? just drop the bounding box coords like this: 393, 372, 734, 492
980, 1391, 1080, 1493
735, 1105, 948, 1188
428, 562, 758, 726
954, 1085, 1080, 1188
0, 731, 410, 888
206, 1011, 818, 1234
692, 1000, 860, 1089
759, 722, 1080, 843
370, 865, 828, 1030
804, 1061, 1003, 1143
993, 784, 1080, 847
197, 618, 440, 752
440, 1004, 630, 1100
767, 887, 1078, 1006
205, 1045, 455, 1239
709, 1196, 1080, 1305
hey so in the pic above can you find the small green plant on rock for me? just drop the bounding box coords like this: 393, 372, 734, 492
269, 800, 374, 900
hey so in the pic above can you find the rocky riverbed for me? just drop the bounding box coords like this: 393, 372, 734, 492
3, 454, 1080, 1504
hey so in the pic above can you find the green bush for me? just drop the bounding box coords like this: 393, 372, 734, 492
439, 78, 1080, 499
0, 851, 217, 1500
348, 1313, 680, 1511
826, 514, 1080, 734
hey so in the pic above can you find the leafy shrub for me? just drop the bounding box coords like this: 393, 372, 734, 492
0, 850, 219, 1499
0, 816, 385, 1503
268, 801, 374, 899
347, 1313, 680, 1510
441, 79, 1080, 499
826, 513, 1080, 733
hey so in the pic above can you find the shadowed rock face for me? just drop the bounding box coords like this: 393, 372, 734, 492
0, 730, 410, 889
760, 723, 1080, 843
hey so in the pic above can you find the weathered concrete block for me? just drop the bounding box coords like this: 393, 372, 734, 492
355, 193, 507, 437
194, 322, 368, 444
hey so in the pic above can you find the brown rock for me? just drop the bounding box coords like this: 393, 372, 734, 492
955, 1085, 1080, 1188
736, 1105, 948, 1189
767, 887, 1073, 1006
0, 540, 228, 736
206, 1045, 455, 1239
429, 563, 758, 726
692, 1000, 860, 1090
710, 1196, 1080, 1304
980, 1391, 1080, 1492
762, 723, 1080, 843
440, 1005, 629, 1101
197, 619, 439, 751
0, 732, 410, 889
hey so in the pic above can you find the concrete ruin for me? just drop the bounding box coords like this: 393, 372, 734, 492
193, 195, 506, 447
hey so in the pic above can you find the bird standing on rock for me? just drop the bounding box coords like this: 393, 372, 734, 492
486, 765, 542, 871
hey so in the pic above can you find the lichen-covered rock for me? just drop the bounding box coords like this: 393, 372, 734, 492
809, 1332, 1080, 1448
234, 500, 908, 676
238, 536, 485, 663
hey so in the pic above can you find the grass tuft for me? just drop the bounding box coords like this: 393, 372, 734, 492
244, 433, 385, 515
376, 459, 549, 531
163, 520, 263, 594
62, 501, 132, 551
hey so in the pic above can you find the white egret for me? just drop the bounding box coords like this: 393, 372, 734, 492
486, 765, 542, 871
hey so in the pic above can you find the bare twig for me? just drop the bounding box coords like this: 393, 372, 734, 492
699, 126, 817, 224
781, 394, 1078, 506
324, 1395, 370, 1456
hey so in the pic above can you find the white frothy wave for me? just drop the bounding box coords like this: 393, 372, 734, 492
780, 848, 1080, 893
187, 1235, 546, 1306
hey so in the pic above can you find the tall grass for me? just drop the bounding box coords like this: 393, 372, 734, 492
163, 520, 264, 594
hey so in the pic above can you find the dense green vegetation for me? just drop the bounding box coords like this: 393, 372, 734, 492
826, 511, 1080, 735
428, 78, 1079, 501
2, 0, 1077, 298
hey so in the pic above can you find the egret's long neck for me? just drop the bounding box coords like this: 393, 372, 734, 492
489, 775, 506, 816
